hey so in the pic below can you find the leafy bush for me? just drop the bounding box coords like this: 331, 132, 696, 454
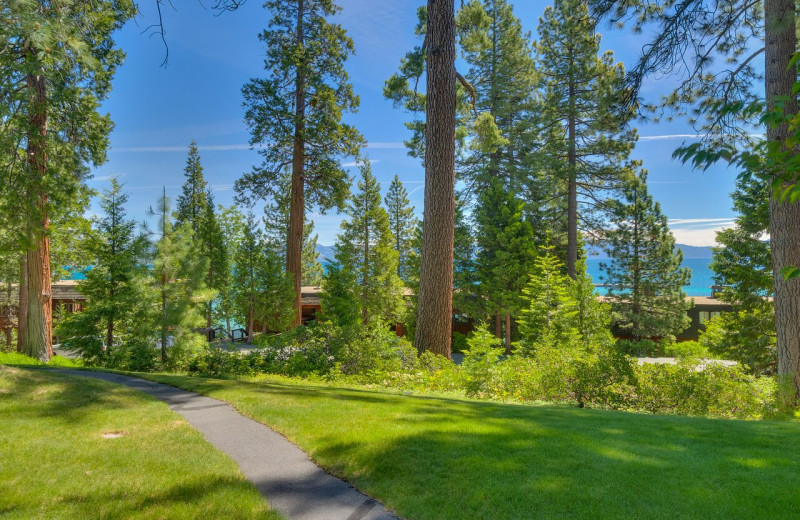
461, 326, 504, 397
0, 352, 42, 365
664, 340, 710, 359
616, 339, 658, 357
451, 332, 468, 354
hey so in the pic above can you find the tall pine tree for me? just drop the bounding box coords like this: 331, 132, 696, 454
236, 0, 363, 327
334, 160, 404, 325
384, 175, 418, 282
474, 179, 536, 352
535, 0, 636, 278
602, 173, 691, 341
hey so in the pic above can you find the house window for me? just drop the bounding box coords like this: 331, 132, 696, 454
699, 311, 721, 325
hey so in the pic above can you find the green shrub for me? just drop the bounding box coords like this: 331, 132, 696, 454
451, 332, 468, 354
0, 352, 42, 365
664, 340, 710, 359
616, 339, 658, 357
461, 326, 504, 397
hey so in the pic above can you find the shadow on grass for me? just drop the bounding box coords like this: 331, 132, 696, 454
149, 373, 799, 520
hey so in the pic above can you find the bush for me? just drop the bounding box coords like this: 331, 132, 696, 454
461, 327, 504, 397
616, 339, 658, 357
664, 340, 710, 359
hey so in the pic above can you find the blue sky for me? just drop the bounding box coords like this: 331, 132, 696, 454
90, 0, 742, 247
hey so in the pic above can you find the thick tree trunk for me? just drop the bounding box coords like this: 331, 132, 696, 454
765, 0, 800, 405
566, 81, 578, 279
21, 72, 52, 360
287, 0, 306, 328
17, 256, 27, 353
414, 0, 456, 358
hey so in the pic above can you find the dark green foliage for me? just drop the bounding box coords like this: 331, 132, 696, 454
384, 175, 418, 282
56, 179, 151, 368
474, 179, 536, 334
175, 142, 209, 233
232, 212, 294, 340
703, 171, 775, 374
331, 160, 404, 325
319, 262, 360, 329
235, 0, 362, 211
602, 173, 691, 340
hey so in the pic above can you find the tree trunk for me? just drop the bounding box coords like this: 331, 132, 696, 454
504, 313, 512, 354
566, 80, 578, 279
17, 256, 26, 353
765, 0, 800, 405
106, 287, 114, 353
247, 299, 254, 343
414, 0, 456, 358
362, 218, 369, 325
21, 71, 52, 361
161, 277, 167, 363
287, 0, 306, 328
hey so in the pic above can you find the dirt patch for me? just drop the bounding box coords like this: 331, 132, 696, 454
101, 431, 128, 439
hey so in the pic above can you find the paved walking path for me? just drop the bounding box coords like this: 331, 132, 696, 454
53, 370, 399, 520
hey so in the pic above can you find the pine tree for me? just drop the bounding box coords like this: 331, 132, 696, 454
175, 142, 209, 232
215, 205, 246, 336
474, 179, 536, 352
233, 213, 293, 341
535, 0, 637, 278
302, 221, 324, 286
518, 246, 580, 355
601, 173, 691, 341
334, 160, 404, 325
57, 180, 152, 365
2, 0, 135, 359
319, 261, 360, 329
150, 189, 212, 362
384, 175, 418, 282
457, 0, 538, 194
704, 171, 775, 373
236, 0, 363, 327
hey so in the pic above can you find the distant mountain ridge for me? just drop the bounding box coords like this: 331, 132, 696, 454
587, 243, 714, 259
318, 243, 714, 261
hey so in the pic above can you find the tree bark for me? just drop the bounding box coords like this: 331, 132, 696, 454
17, 256, 27, 353
287, 0, 306, 328
566, 80, 578, 279
414, 0, 456, 358
765, 0, 800, 405
21, 71, 52, 360
504, 313, 512, 354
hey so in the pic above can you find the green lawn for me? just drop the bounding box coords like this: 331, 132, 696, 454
139, 372, 800, 520
0, 366, 281, 520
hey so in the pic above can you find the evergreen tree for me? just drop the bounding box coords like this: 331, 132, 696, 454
703, 171, 775, 373
215, 205, 246, 336
601, 173, 691, 341
457, 0, 538, 194
236, 0, 363, 327
175, 141, 209, 232
384, 175, 418, 282
474, 179, 536, 352
233, 213, 293, 341
518, 246, 580, 355
535, 0, 637, 278
57, 180, 149, 364
1, 0, 136, 359
319, 261, 360, 329
572, 253, 614, 347
263, 173, 324, 286
302, 221, 324, 286
334, 160, 404, 325
149, 189, 213, 362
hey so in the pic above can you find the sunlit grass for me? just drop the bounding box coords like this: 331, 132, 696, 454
0, 366, 281, 520
140, 372, 800, 520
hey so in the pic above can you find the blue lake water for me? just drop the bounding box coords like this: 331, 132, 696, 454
587, 257, 715, 297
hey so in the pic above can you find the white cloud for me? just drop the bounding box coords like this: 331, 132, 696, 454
341, 159, 381, 167
668, 218, 737, 246
639, 134, 704, 141
112, 141, 406, 153
90, 174, 123, 182
365, 142, 406, 149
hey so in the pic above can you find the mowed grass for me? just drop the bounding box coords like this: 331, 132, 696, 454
0, 366, 281, 520
141, 372, 800, 520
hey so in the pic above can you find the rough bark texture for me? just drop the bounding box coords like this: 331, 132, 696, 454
287, 0, 306, 328
765, 0, 800, 405
17, 256, 27, 353
414, 0, 456, 358
21, 72, 52, 361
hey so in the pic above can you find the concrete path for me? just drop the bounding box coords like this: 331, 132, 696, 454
53, 370, 399, 520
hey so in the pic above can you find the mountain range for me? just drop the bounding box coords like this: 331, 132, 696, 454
316, 243, 714, 260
